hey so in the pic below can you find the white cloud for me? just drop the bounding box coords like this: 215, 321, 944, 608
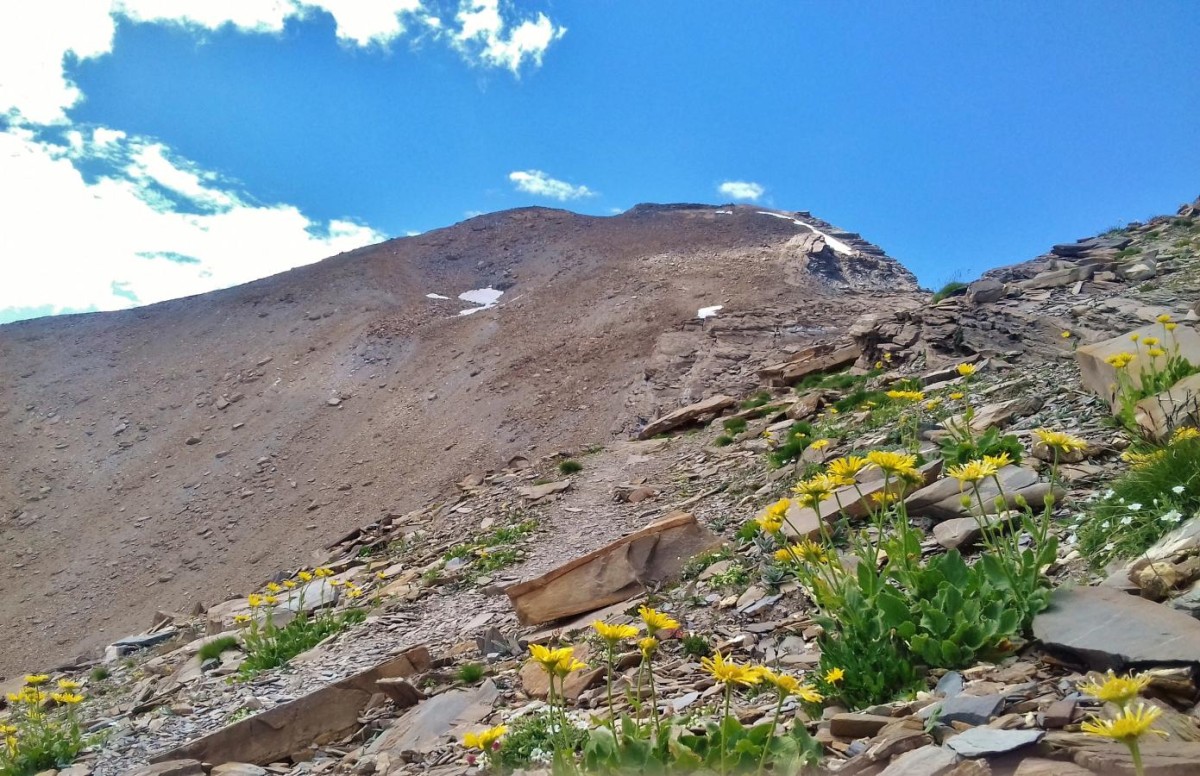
0, 0, 562, 123
718, 180, 766, 201
0, 125, 383, 321
508, 169, 593, 201
454, 0, 565, 73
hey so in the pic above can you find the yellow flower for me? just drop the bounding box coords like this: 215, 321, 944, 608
870, 490, 899, 507
1081, 702, 1166, 744
376, 571, 387, 580
885, 390, 925, 402
949, 391, 965, 400
1061, 330, 1072, 339
1156, 314, 1172, 324
1172, 427, 1200, 444
824, 667, 845, 684
874, 360, 884, 369
233, 613, 252, 624
297, 570, 314, 582
754, 667, 816, 700
264, 594, 278, 606
1148, 347, 1166, 358
51, 692, 84, 705
1034, 428, 1087, 454
24, 674, 49, 686
982, 452, 1013, 469
330, 579, 344, 587
826, 455, 868, 482
554, 657, 588, 677
956, 363, 976, 376
775, 540, 828, 565
4, 735, 16, 755
1166, 322, 1178, 332
947, 459, 998, 485
1078, 671, 1152, 707
638, 637, 659, 658
593, 621, 640, 644
247, 594, 263, 609
1130, 333, 1140, 342
528, 644, 574, 674
828, 407, 839, 415
1141, 336, 1160, 347
756, 512, 783, 535
924, 397, 943, 411
56, 679, 81, 691
0, 724, 15, 735
346, 585, 363, 599
810, 438, 831, 452
1122, 450, 1165, 469
266, 582, 282, 593
701, 652, 760, 686
792, 474, 840, 507
314, 567, 334, 578
639, 606, 680, 633
283, 580, 297, 589
883, 352, 893, 361
1105, 352, 1135, 369
463, 724, 507, 751
19, 688, 46, 704
866, 450, 919, 478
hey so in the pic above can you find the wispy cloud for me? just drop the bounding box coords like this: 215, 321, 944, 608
454, 0, 566, 74
718, 180, 765, 201
508, 170, 594, 201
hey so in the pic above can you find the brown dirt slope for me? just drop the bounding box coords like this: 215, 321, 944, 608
0, 203, 920, 679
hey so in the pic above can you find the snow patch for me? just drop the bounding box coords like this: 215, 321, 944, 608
426, 293, 450, 300
713, 209, 732, 215
458, 287, 504, 316
756, 211, 854, 256
697, 305, 723, 319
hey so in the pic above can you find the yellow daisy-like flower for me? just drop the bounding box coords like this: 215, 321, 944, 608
870, 490, 899, 507
266, 582, 282, 593
982, 452, 1013, 469
754, 667, 815, 700
264, 594, 279, 606
638, 637, 659, 658
51, 692, 84, 705
1061, 330, 1072, 339
1166, 322, 1178, 332
924, 397, 943, 411
874, 360, 884, 370
593, 621, 640, 644
297, 570, 314, 582
1141, 336, 1160, 347
824, 667, 845, 684
553, 657, 588, 677
247, 594, 263, 609
20, 688, 46, 704
346, 585, 363, 599
947, 459, 999, 485
1130, 333, 1141, 342
701, 652, 760, 686
956, 363, 977, 377
792, 474, 840, 507
1105, 353, 1135, 369
1122, 450, 1165, 469
283, 580, 297, 589
949, 391, 965, 400
1078, 671, 1152, 708
810, 438, 830, 450
24, 674, 50, 686
330, 579, 345, 587
56, 679, 81, 691
0, 724, 15, 735
314, 567, 334, 578
884, 352, 893, 361
463, 724, 507, 751
528, 644, 574, 673
1172, 427, 1200, 444
639, 606, 680, 633
828, 407, 839, 415
866, 450, 919, 478
1033, 428, 1087, 454
1081, 702, 1166, 744
233, 613, 252, 624
1148, 347, 1167, 358
775, 539, 828, 565
885, 390, 925, 402
826, 455, 868, 482
1156, 314, 1172, 324
756, 512, 783, 535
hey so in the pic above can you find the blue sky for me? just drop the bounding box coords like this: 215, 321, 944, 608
2, 1, 1198, 323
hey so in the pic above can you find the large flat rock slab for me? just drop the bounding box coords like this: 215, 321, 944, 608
505, 512, 721, 625
1076, 322, 1200, 409
1033, 586, 1200, 670
368, 680, 500, 755
759, 342, 861, 387
152, 646, 430, 766
637, 395, 735, 439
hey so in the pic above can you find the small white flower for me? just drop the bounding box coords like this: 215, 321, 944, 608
1162, 510, 1184, 523
1103, 542, 1115, 552
1104, 489, 1116, 499
1173, 485, 1186, 495
1128, 503, 1142, 512
1120, 516, 1134, 526
1101, 521, 1111, 529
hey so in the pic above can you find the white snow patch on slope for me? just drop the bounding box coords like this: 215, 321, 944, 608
698, 305, 723, 319
426, 293, 450, 300
458, 287, 503, 315
756, 211, 854, 256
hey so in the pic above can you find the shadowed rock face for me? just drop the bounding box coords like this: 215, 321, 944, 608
0, 203, 919, 677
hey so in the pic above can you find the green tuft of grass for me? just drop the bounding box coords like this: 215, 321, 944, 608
740, 391, 773, 410
89, 666, 110, 682
558, 459, 583, 475
197, 635, 240, 662
766, 421, 814, 468
682, 633, 713, 659
682, 548, 733, 580
713, 434, 734, 447
456, 662, 485, 684
1077, 437, 1200, 567
239, 608, 367, 679
1115, 247, 1142, 259
722, 417, 748, 435
931, 281, 968, 303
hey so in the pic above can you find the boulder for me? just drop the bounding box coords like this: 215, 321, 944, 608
759, 343, 861, 387
877, 744, 959, 776
1018, 265, 1094, 290
1040, 731, 1200, 774
153, 646, 430, 766
906, 466, 1058, 522
205, 580, 338, 634
518, 642, 603, 701
933, 512, 1019, 550
123, 762, 203, 776
517, 480, 571, 501
1076, 323, 1200, 409
505, 512, 721, 625
638, 395, 736, 439
935, 396, 1044, 438
779, 459, 942, 538
918, 694, 1004, 726
367, 680, 500, 755
1134, 373, 1200, 442
1033, 586, 1200, 670
946, 728, 1043, 758
966, 279, 1006, 305
1051, 235, 1131, 257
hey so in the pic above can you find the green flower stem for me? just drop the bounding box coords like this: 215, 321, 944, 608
605, 643, 618, 740
756, 691, 786, 776
646, 657, 661, 740
721, 684, 732, 776
1128, 739, 1145, 776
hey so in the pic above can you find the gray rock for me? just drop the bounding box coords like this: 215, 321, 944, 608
1122, 260, 1157, 282
934, 671, 964, 697
947, 727, 1043, 757
112, 629, 178, 653
918, 694, 1004, 726
966, 279, 1005, 305
123, 762, 203, 776
1033, 586, 1200, 670
877, 744, 959, 776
